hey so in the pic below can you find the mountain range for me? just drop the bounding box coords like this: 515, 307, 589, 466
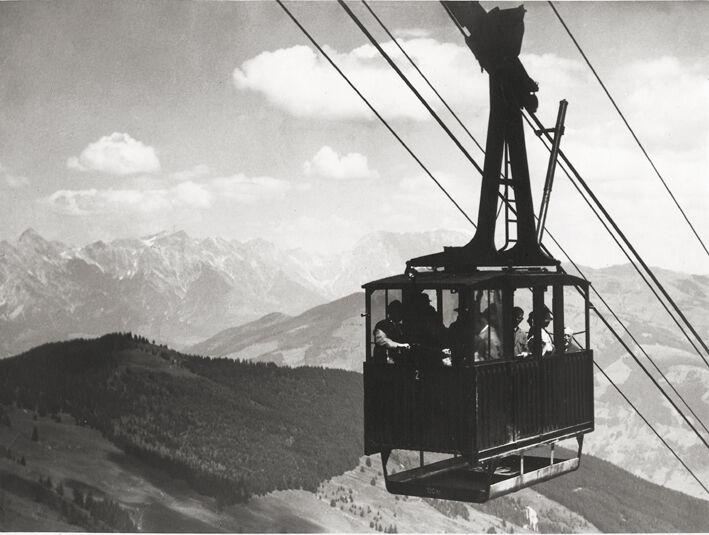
0, 228, 467, 357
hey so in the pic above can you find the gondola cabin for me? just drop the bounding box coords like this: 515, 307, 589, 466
363, 270, 594, 502
362, 1, 595, 502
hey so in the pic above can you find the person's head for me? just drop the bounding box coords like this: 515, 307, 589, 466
415, 292, 431, 309
513, 306, 524, 326
527, 311, 535, 328
543, 307, 552, 328
564, 326, 574, 344
388, 300, 403, 322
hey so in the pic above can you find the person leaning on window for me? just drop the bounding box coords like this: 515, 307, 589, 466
372, 300, 410, 364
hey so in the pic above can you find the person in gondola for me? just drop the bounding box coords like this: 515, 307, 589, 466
513, 306, 529, 357
563, 327, 582, 353
527, 308, 554, 356
410, 292, 450, 365
448, 306, 474, 366
475, 304, 501, 361
373, 300, 410, 364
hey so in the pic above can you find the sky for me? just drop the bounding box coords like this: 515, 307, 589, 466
0, 1, 707, 274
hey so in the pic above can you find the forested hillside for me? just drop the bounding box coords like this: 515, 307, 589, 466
0, 334, 363, 505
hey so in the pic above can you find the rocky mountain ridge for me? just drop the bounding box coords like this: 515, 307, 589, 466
0, 228, 467, 357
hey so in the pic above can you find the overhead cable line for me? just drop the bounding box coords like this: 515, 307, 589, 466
360, 0, 485, 154
346, 0, 709, 445
273, 0, 475, 230
526, 110, 705, 363
337, 0, 484, 176
276, 0, 709, 471
439, 0, 709, 372
548, 1, 709, 260
532, 132, 709, 437
526, 110, 709, 369
594, 363, 709, 495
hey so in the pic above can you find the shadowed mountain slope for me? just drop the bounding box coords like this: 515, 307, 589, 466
0, 333, 363, 504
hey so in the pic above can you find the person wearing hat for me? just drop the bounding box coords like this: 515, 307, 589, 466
563, 327, 582, 353
373, 300, 410, 364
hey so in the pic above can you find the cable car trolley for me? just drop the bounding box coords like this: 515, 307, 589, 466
362, 1, 594, 503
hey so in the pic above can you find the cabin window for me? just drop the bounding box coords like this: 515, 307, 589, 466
471, 289, 504, 362
441, 289, 459, 328
368, 290, 387, 360
509, 285, 556, 358
367, 282, 587, 364
562, 285, 588, 352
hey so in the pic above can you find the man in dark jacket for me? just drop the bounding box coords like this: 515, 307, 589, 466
373, 300, 410, 364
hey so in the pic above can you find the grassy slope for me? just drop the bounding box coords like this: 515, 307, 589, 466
0, 334, 364, 500
534, 448, 709, 532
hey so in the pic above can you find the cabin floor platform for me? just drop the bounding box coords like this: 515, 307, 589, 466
384, 448, 579, 503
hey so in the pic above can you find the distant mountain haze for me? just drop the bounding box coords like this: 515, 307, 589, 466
0, 228, 467, 357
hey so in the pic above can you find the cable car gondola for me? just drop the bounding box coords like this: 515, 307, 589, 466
362, 1, 594, 503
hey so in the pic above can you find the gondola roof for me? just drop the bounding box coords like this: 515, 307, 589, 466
362, 269, 588, 290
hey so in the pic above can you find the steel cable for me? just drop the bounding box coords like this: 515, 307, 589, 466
276, 0, 709, 492
548, 1, 709, 260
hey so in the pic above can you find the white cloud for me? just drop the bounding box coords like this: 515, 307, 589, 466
170, 164, 211, 181
173, 180, 213, 208
210, 174, 291, 203
393, 28, 432, 39
43, 170, 290, 216
231, 40, 600, 126
619, 56, 708, 152
304, 146, 377, 180
232, 40, 487, 121
45, 188, 172, 216
67, 132, 161, 175
0, 161, 29, 188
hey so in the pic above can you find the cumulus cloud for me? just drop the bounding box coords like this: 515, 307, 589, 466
43, 172, 290, 216
67, 132, 161, 175
210, 174, 291, 203
43, 185, 207, 216
303, 146, 378, 180
618, 56, 708, 152
233, 40, 488, 121
170, 164, 211, 181
393, 28, 432, 39
231, 39, 600, 125
173, 181, 213, 208
0, 161, 29, 188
